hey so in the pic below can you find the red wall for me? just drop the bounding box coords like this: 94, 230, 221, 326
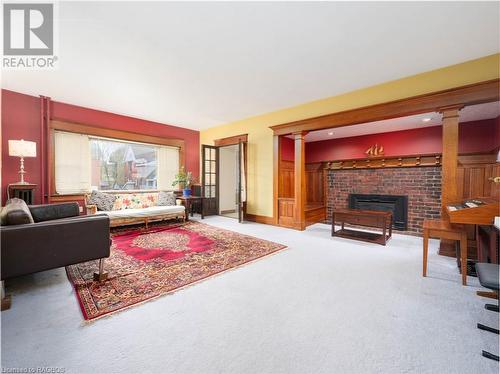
280, 136, 294, 161
2, 89, 200, 204
495, 116, 500, 149
2, 90, 42, 203
305, 119, 498, 163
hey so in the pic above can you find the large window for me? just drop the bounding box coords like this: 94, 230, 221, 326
90, 138, 158, 190
54, 131, 179, 194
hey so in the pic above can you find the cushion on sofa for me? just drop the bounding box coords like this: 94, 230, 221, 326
29, 203, 80, 223
102, 205, 185, 219
0, 198, 35, 226
157, 191, 176, 206
112, 193, 157, 210
88, 190, 116, 211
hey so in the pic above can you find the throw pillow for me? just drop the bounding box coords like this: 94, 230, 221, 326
0, 198, 35, 225
88, 190, 116, 211
157, 191, 176, 206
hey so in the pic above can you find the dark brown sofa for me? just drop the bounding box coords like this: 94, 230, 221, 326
1, 199, 110, 281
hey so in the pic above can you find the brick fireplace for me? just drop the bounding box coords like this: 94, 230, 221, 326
326, 167, 442, 235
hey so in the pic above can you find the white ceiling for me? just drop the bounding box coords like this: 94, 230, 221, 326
305, 101, 500, 142
2, 2, 499, 130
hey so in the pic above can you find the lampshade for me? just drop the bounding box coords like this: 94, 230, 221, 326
497, 149, 500, 163
8, 139, 36, 158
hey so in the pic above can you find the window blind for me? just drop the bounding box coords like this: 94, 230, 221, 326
157, 146, 180, 190
54, 131, 91, 194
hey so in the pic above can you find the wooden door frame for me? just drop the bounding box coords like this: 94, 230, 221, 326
271, 79, 500, 230
212, 134, 248, 220
214, 134, 248, 147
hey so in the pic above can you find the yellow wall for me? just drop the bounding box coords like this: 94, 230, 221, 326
200, 53, 500, 217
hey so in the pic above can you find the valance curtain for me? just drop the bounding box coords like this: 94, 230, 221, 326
157, 146, 180, 190
54, 131, 91, 194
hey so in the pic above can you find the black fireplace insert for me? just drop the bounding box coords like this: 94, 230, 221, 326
348, 194, 408, 230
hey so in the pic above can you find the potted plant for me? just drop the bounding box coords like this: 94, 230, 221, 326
172, 167, 195, 197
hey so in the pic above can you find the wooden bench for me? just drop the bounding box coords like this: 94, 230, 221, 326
422, 219, 468, 285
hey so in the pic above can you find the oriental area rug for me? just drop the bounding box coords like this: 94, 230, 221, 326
66, 221, 287, 321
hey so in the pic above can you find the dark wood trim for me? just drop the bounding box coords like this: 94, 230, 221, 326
201, 144, 219, 216
245, 213, 276, 225
48, 120, 185, 196
270, 79, 500, 135
214, 133, 248, 147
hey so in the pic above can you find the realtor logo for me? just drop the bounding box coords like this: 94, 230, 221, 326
3, 2, 57, 69
4, 3, 53, 55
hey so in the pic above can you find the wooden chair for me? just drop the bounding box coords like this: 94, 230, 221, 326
422, 219, 468, 285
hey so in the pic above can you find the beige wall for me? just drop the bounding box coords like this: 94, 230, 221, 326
201, 53, 500, 218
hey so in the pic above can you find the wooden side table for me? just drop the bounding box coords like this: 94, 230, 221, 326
8, 183, 37, 205
178, 196, 204, 220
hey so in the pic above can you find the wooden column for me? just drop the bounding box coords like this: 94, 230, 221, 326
440, 106, 462, 215
439, 105, 462, 256
294, 131, 308, 230
273, 135, 280, 225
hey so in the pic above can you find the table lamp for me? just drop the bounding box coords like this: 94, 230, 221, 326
8, 139, 37, 184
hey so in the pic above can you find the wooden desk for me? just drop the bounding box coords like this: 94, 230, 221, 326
446, 197, 499, 261
446, 197, 499, 226
178, 196, 204, 220
441, 197, 499, 284
332, 209, 392, 245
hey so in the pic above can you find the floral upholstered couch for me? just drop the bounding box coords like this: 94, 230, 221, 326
86, 191, 185, 228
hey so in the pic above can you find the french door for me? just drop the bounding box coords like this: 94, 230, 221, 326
201, 141, 247, 221
202, 145, 219, 216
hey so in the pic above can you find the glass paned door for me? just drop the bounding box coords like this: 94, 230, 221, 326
202, 145, 219, 216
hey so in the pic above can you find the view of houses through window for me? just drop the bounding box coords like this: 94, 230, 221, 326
90, 138, 158, 190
